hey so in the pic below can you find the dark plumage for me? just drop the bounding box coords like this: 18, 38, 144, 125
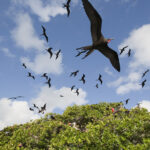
41, 25, 48, 42
39, 103, 46, 114
75, 88, 79, 96
140, 79, 146, 88
76, 0, 120, 72
142, 69, 149, 78
79, 74, 86, 84
71, 85, 75, 91
127, 49, 131, 57
63, 0, 71, 17
22, 63, 27, 69
8, 96, 23, 100
97, 74, 102, 84
29, 108, 34, 111
28, 72, 35, 80
125, 98, 130, 105
60, 95, 64, 97
55, 49, 61, 60
96, 83, 98, 88
41, 73, 48, 80
70, 70, 79, 77
119, 46, 128, 55
45, 78, 51, 88
46, 47, 53, 58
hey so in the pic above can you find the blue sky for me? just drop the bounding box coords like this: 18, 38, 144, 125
0, 0, 150, 129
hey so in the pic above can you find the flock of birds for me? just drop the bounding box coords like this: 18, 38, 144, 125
8, 0, 149, 114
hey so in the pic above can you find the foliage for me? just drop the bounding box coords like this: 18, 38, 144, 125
0, 102, 150, 150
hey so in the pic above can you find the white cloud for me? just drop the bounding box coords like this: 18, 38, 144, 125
0, 98, 39, 130
1, 48, 15, 58
31, 86, 88, 113
11, 13, 46, 51
20, 51, 63, 75
138, 100, 150, 112
104, 67, 113, 76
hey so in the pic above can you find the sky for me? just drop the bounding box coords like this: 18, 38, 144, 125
0, 0, 150, 130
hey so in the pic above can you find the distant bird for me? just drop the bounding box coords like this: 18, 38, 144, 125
76, 0, 120, 72
70, 70, 79, 77
119, 46, 128, 55
8, 96, 23, 100
45, 78, 51, 88
140, 79, 146, 88
71, 85, 75, 91
75, 88, 79, 96
41, 25, 48, 42
96, 83, 98, 88
29, 108, 34, 111
55, 49, 61, 60
33, 104, 39, 110
75, 50, 87, 57
142, 69, 149, 78
79, 74, 86, 84
60, 95, 64, 97
41, 73, 48, 80
39, 103, 46, 113
127, 49, 131, 57
97, 74, 102, 84
22, 63, 27, 69
63, 0, 71, 17
28, 72, 35, 80
125, 98, 130, 105
46, 47, 53, 58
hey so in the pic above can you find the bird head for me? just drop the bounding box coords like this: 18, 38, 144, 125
107, 38, 114, 43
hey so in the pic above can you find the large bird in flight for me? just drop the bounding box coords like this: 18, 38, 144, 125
76, 0, 120, 72
63, 0, 71, 17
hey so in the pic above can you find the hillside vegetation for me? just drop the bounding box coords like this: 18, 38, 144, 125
0, 102, 150, 150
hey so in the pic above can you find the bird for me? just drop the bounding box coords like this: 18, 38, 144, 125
71, 85, 75, 91
96, 83, 99, 88
41, 25, 48, 42
76, 0, 120, 72
8, 96, 23, 100
22, 63, 27, 69
63, 0, 71, 17
119, 46, 128, 55
140, 79, 146, 88
29, 108, 34, 111
79, 74, 86, 84
39, 103, 46, 114
127, 49, 131, 57
55, 49, 61, 60
28, 72, 35, 80
142, 69, 149, 78
70, 70, 79, 77
33, 104, 39, 110
46, 47, 53, 58
97, 74, 102, 84
45, 77, 51, 88
75, 88, 79, 96
125, 98, 130, 105
41, 73, 48, 80
60, 95, 64, 97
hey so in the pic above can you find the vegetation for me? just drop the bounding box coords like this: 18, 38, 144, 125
0, 102, 150, 150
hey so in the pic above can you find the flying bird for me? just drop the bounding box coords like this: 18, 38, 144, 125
119, 46, 128, 55
127, 49, 131, 57
75, 88, 79, 96
140, 79, 146, 88
55, 49, 61, 60
28, 72, 35, 80
45, 77, 51, 88
41, 25, 48, 42
63, 0, 71, 17
46, 47, 53, 58
71, 85, 75, 91
22, 63, 27, 69
41, 73, 48, 80
8, 96, 23, 100
96, 83, 99, 88
60, 95, 64, 97
125, 98, 130, 105
142, 69, 149, 78
79, 74, 86, 84
70, 70, 79, 77
39, 103, 46, 113
29, 108, 34, 111
33, 104, 39, 110
97, 74, 102, 84
76, 0, 120, 72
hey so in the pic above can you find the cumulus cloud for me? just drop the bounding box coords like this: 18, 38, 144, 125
20, 50, 63, 75
11, 13, 46, 51
0, 98, 39, 130
138, 100, 150, 112
1, 48, 15, 58
104, 67, 113, 76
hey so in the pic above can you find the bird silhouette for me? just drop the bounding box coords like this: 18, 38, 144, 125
79, 74, 86, 84
63, 0, 71, 17
33, 104, 39, 110
96, 83, 99, 88
125, 98, 130, 105
75, 88, 79, 96
41, 73, 48, 80
46, 47, 53, 58
140, 79, 146, 88
41, 25, 48, 42
71, 85, 75, 91
142, 69, 149, 78
39, 103, 46, 113
55, 49, 61, 59
8, 96, 23, 100
28, 72, 35, 80
60, 95, 64, 97
29, 108, 34, 111
127, 49, 131, 57
76, 0, 120, 72
97, 74, 102, 84
45, 77, 51, 88
70, 70, 79, 77
22, 63, 27, 69
119, 46, 128, 55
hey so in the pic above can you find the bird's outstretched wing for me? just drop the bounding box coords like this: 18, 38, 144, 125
82, 0, 102, 43
97, 45, 120, 72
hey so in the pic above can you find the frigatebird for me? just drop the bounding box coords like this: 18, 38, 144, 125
140, 79, 146, 88
119, 46, 128, 55
127, 49, 131, 57
28, 72, 35, 80
33, 104, 39, 110
41, 73, 48, 80
70, 70, 79, 77
55, 49, 61, 60
29, 108, 34, 111
71, 85, 75, 91
96, 83, 98, 88
46, 47, 53, 58
142, 69, 149, 78
76, 0, 120, 72
97, 74, 102, 84
63, 0, 71, 17
41, 25, 48, 42
22, 63, 27, 69
45, 77, 51, 88
75, 88, 79, 96
79, 74, 86, 84
39, 103, 46, 113
125, 98, 130, 105
8, 96, 24, 100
